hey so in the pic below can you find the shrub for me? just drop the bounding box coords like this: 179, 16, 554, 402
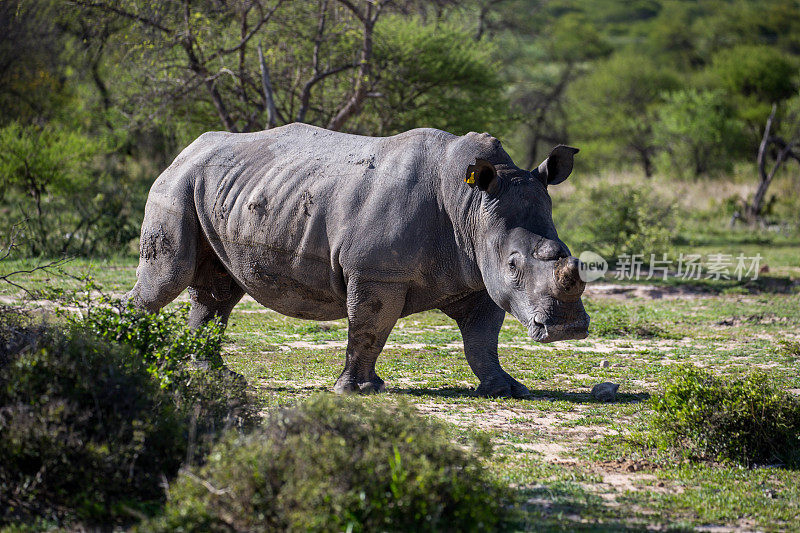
778, 340, 800, 361
0, 306, 36, 370
69, 300, 260, 458
554, 182, 676, 265
0, 299, 259, 528
75, 300, 225, 385
146, 395, 505, 532
0, 122, 138, 256
0, 325, 185, 525
650, 366, 800, 466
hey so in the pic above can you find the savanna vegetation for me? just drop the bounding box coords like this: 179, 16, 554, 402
1, 0, 799, 531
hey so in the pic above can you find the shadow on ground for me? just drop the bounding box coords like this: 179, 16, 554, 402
393, 386, 650, 404
258, 385, 331, 394
509, 484, 691, 532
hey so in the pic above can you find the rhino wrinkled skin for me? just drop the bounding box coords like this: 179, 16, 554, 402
127, 123, 589, 398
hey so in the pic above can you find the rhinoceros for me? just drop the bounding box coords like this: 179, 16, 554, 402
127, 123, 589, 398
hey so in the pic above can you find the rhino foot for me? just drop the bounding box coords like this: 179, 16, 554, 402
475, 373, 531, 399
333, 375, 386, 395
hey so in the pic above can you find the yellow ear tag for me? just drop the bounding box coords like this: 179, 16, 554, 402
465, 171, 476, 185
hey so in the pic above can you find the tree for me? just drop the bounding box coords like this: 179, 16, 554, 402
566, 51, 681, 176
0, 123, 128, 256
509, 13, 612, 168
0, 0, 71, 125
363, 16, 507, 136
72, 0, 485, 137
653, 89, 743, 177
710, 45, 799, 134
74, 0, 291, 134
744, 100, 800, 223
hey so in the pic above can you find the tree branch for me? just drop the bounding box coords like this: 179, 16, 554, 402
297, 64, 357, 122
206, 0, 285, 62
71, 1, 173, 34
336, 0, 366, 22
0, 257, 73, 299
327, 1, 385, 130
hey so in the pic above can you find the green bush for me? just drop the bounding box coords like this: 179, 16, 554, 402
0, 326, 185, 525
0, 122, 139, 257
650, 366, 800, 466
75, 300, 225, 385
0, 299, 259, 528
554, 182, 676, 264
146, 395, 505, 532
69, 300, 259, 456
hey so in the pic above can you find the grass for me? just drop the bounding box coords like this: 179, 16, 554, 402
2, 240, 800, 530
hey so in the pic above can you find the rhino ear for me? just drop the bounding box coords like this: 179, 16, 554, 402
536, 145, 579, 186
465, 158, 498, 192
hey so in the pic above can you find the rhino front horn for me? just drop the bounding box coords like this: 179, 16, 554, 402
553, 256, 585, 301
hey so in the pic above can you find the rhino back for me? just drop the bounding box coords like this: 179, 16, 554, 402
182, 124, 473, 318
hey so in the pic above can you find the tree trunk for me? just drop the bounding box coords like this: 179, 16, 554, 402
745, 104, 800, 223
258, 43, 278, 129
327, 2, 376, 131
636, 147, 653, 177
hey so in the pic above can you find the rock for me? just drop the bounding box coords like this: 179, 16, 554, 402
599, 359, 610, 368
591, 382, 620, 402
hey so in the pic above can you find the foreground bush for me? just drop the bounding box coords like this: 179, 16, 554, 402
148, 395, 505, 532
0, 326, 185, 525
72, 301, 259, 454
651, 366, 800, 466
0, 302, 258, 527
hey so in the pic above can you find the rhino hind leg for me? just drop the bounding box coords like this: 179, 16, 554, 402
126, 203, 199, 313
187, 250, 245, 329
442, 291, 532, 399
334, 280, 407, 394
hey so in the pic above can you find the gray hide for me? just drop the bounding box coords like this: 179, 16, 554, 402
127, 123, 589, 397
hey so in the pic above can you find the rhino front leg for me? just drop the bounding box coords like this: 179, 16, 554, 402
334, 280, 407, 394
442, 291, 531, 399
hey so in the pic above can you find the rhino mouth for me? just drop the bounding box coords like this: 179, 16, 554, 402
527, 312, 590, 343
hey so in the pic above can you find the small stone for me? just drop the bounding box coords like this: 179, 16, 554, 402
591, 382, 620, 402
599, 359, 610, 368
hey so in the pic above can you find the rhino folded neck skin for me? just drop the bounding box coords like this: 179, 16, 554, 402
456, 139, 589, 343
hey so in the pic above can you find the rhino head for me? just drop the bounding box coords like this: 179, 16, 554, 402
466, 144, 590, 343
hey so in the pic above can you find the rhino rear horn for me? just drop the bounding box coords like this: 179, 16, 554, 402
537, 145, 579, 186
